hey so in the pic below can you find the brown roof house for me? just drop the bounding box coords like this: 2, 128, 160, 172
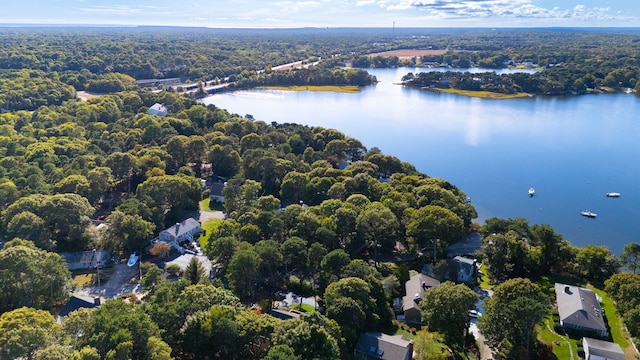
354, 332, 413, 360
555, 283, 608, 337
582, 337, 624, 360
400, 273, 440, 324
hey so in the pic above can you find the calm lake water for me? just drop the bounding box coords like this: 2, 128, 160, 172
202, 67, 640, 254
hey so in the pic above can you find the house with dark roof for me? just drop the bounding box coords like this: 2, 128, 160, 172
400, 273, 440, 324
555, 283, 608, 337
57, 295, 101, 322
354, 332, 413, 360
583, 337, 624, 360
209, 182, 226, 203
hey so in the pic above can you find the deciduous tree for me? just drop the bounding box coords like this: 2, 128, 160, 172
421, 281, 478, 348
479, 278, 549, 359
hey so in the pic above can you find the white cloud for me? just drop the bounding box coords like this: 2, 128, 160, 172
381, 0, 634, 23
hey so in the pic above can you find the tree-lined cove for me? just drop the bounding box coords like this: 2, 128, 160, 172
204, 66, 640, 255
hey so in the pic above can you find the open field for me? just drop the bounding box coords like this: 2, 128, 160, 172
265, 85, 361, 93
433, 88, 530, 99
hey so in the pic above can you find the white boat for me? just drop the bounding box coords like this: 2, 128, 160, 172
528, 187, 535, 197
606, 192, 621, 198
127, 253, 139, 267
581, 210, 597, 218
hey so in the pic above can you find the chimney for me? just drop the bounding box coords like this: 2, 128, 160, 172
94, 297, 101, 306
564, 286, 570, 294
413, 293, 421, 303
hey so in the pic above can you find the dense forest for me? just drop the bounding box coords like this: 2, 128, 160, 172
1, 27, 640, 360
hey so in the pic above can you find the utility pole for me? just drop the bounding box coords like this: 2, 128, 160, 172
392, 21, 395, 41
433, 239, 437, 262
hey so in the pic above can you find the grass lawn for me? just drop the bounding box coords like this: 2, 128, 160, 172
538, 314, 579, 360
72, 273, 94, 288
478, 263, 493, 290
291, 303, 315, 313
200, 198, 224, 212
588, 286, 634, 358
437, 88, 529, 99
265, 85, 361, 93
199, 217, 223, 250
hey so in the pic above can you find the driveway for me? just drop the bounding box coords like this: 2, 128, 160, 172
469, 321, 494, 360
199, 210, 225, 222
81, 263, 141, 299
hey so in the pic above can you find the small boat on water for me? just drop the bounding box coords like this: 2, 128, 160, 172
581, 210, 597, 218
528, 187, 535, 197
606, 192, 621, 198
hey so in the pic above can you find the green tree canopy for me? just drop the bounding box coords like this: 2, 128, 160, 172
479, 278, 550, 359
0, 243, 71, 312
421, 281, 478, 348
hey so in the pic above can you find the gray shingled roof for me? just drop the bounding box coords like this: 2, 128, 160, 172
555, 283, 607, 333
402, 273, 440, 315
161, 218, 200, 239
583, 337, 624, 360
354, 332, 413, 360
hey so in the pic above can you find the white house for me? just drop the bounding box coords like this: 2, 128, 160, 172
147, 103, 168, 117
157, 218, 201, 254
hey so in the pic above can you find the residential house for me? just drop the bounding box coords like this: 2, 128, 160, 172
555, 283, 608, 337
209, 182, 226, 203
147, 103, 168, 117
61, 250, 112, 271
154, 218, 201, 255
582, 337, 624, 360
205, 175, 228, 203
452, 256, 477, 283
160, 217, 201, 243
354, 332, 414, 360
400, 273, 440, 323
58, 295, 101, 322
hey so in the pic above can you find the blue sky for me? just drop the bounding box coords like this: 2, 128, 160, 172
2, 0, 640, 28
